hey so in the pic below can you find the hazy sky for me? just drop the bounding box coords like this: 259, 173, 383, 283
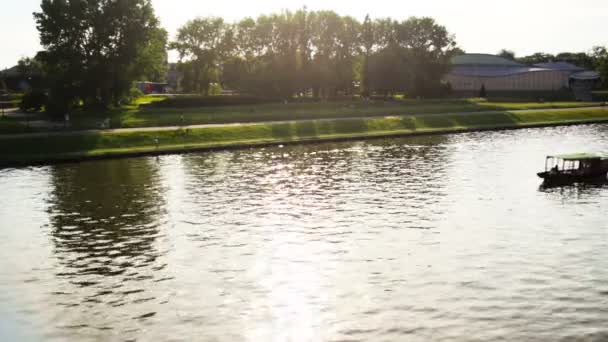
1, 0, 607, 69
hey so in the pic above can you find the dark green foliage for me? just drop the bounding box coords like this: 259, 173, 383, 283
19, 90, 47, 112
555, 52, 595, 69
16, 57, 46, 91
123, 88, 145, 105
517, 52, 555, 65
172, 11, 459, 100
368, 46, 410, 96
34, 0, 167, 113
170, 17, 232, 95
592, 47, 608, 89
498, 49, 516, 61
479, 84, 487, 98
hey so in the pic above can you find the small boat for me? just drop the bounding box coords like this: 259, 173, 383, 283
538, 153, 608, 184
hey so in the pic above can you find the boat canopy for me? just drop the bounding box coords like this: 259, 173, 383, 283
549, 153, 608, 161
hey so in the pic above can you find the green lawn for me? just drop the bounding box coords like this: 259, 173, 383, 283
2, 107, 608, 166
118, 97, 600, 128
7, 96, 596, 133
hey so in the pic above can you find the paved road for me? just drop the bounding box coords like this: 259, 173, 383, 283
1, 106, 606, 140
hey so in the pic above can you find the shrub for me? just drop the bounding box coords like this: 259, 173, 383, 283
479, 84, 487, 98
209, 83, 223, 96
122, 87, 144, 105
19, 90, 47, 112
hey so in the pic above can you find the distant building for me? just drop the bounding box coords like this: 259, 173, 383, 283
446, 54, 600, 100
135, 81, 168, 94
1, 65, 36, 92
167, 63, 183, 93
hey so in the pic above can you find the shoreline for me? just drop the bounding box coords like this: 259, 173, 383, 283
2, 116, 608, 168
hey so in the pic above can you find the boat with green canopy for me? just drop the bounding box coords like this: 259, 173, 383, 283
538, 153, 608, 184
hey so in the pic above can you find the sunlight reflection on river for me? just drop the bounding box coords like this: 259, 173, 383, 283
1, 124, 608, 341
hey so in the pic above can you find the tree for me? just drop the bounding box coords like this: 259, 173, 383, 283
498, 49, 515, 61
17, 56, 46, 90
555, 52, 594, 69
367, 45, 409, 97
34, 0, 164, 113
131, 27, 169, 83
479, 84, 486, 98
16, 56, 47, 112
517, 52, 555, 65
393, 17, 459, 97
178, 11, 459, 99
171, 17, 234, 95
309, 11, 360, 99
361, 15, 374, 97
592, 46, 608, 89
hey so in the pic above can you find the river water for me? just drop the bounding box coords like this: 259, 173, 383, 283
1, 124, 608, 341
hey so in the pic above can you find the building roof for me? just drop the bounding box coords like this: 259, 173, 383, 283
452, 54, 523, 67
551, 153, 608, 161
534, 62, 584, 71
450, 65, 550, 77
570, 71, 600, 80
450, 54, 600, 79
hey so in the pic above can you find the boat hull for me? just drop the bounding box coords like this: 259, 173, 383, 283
538, 171, 608, 185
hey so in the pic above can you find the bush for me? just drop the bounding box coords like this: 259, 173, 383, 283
122, 87, 144, 105
209, 83, 222, 96
19, 90, 47, 112
479, 84, 487, 98
44, 88, 78, 118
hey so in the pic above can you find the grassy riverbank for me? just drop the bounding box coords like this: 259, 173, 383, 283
0, 96, 600, 134
2, 107, 608, 167
92, 97, 602, 128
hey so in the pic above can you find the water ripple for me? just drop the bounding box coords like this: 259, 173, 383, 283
1, 125, 608, 341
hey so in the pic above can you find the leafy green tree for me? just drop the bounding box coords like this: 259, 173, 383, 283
16, 56, 47, 112
393, 17, 459, 97
131, 27, 169, 82
34, 0, 165, 112
17, 56, 46, 90
307, 11, 362, 99
183, 11, 457, 99
367, 45, 409, 97
555, 52, 595, 69
171, 17, 235, 95
498, 49, 516, 60
361, 15, 374, 97
592, 46, 608, 88
517, 52, 555, 65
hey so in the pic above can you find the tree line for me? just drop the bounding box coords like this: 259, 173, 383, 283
23, 0, 167, 114
171, 11, 460, 99
22, 1, 460, 114
17, 1, 608, 115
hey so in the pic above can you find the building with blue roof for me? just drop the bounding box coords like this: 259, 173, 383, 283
446, 54, 599, 100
